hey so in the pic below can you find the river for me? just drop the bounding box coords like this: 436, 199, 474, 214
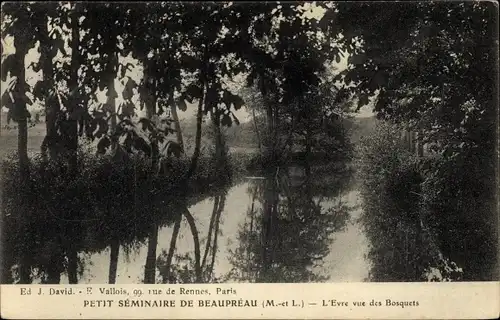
52, 173, 370, 284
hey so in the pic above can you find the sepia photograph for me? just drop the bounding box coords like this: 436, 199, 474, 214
0, 0, 498, 291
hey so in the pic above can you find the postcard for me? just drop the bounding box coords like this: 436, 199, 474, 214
1, 1, 498, 319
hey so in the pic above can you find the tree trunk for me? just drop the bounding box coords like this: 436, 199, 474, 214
108, 238, 119, 284
210, 109, 226, 179
108, 81, 117, 133
414, 218, 423, 281
259, 177, 275, 282
66, 8, 79, 172
183, 208, 202, 282
145, 79, 158, 170
13, 34, 30, 285
169, 93, 184, 152
16, 128, 30, 284
143, 222, 159, 284
44, 253, 62, 284
202, 196, 220, 271
40, 15, 58, 160
17, 119, 29, 175
13, 37, 29, 178
248, 194, 255, 280
65, 10, 81, 284
186, 83, 205, 179
106, 47, 118, 143
18, 222, 31, 284
67, 244, 78, 284
187, 47, 209, 179
416, 131, 424, 157
207, 194, 226, 281
43, 237, 64, 284
251, 107, 262, 153
145, 81, 156, 120
265, 99, 274, 160
162, 213, 182, 283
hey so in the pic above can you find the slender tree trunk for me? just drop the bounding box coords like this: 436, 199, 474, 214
40, 15, 58, 160
416, 131, 424, 157
186, 83, 205, 179
44, 253, 62, 284
183, 208, 202, 282
144, 79, 158, 170
202, 196, 220, 270
248, 194, 255, 280
108, 238, 119, 284
108, 81, 117, 133
67, 225, 79, 284
273, 103, 280, 154
13, 38, 29, 177
43, 237, 63, 284
169, 93, 184, 152
213, 114, 223, 161
17, 119, 29, 176
145, 80, 156, 120
187, 47, 209, 179
207, 194, 226, 281
144, 221, 159, 284
162, 213, 182, 283
17, 220, 31, 284
65, 10, 81, 284
67, 246, 78, 284
259, 177, 274, 282
265, 100, 274, 161
13, 34, 30, 284
210, 109, 226, 180
414, 218, 422, 281
251, 107, 262, 153
411, 131, 417, 154
67, 8, 79, 172
106, 45, 118, 143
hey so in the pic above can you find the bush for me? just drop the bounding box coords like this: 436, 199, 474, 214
357, 121, 497, 281
0, 148, 230, 283
420, 151, 498, 281
356, 122, 457, 281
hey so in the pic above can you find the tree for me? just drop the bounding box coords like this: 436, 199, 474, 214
338, 2, 497, 157
1, 3, 37, 178
2, 2, 42, 284
338, 2, 498, 280
32, 3, 59, 160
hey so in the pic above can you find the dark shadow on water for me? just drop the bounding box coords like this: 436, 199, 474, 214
1, 156, 356, 284
221, 163, 353, 283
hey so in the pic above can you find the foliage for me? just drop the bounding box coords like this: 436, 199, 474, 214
3, 1, 494, 284
345, 2, 498, 281
419, 151, 497, 281
356, 122, 471, 281
0, 149, 226, 283
338, 2, 497, 146
1, 2, 349, 166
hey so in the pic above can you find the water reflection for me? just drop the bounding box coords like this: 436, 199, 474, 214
224, 167, 353, 283
156, 191, 228, 283
2, 162, 369, 284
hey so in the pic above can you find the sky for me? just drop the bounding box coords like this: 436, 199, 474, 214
1, 2, 375, 123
